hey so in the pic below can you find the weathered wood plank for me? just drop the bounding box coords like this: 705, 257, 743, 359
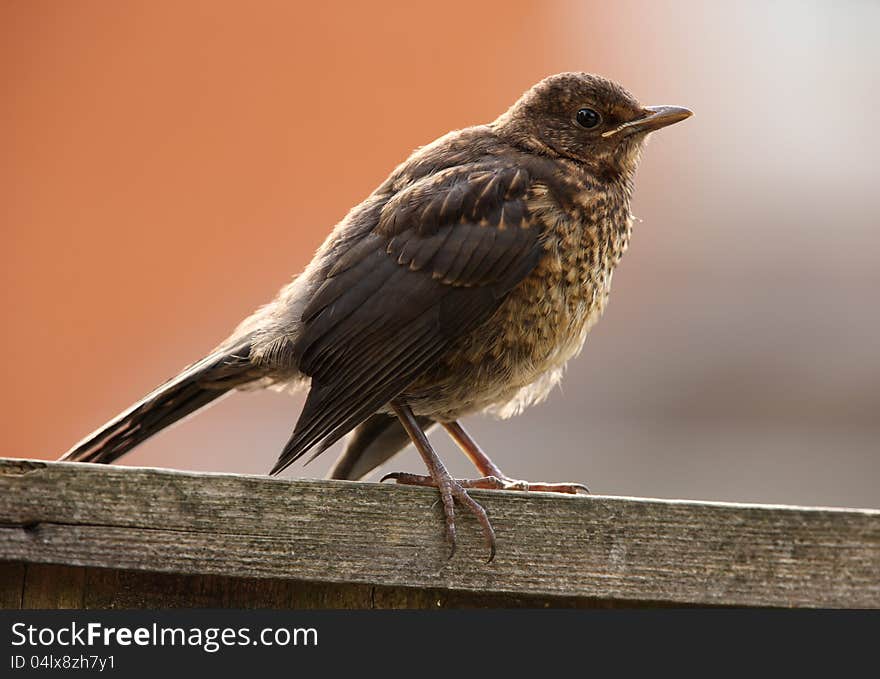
81, 567, 374, 609
0, 563, 638, 609
1, 457, 878, 608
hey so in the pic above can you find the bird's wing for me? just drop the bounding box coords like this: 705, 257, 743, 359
270, 162, 546, 474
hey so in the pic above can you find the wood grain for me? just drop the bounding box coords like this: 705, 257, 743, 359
0, 561, 24, 609
21, 564, 86, 609
1, 457, 878, 608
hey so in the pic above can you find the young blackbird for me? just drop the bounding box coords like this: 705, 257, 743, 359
62, 73, 691, 560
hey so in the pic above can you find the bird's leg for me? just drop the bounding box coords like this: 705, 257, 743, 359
387, 401, 496, 562
443, 421, 508, 479
384, 419, 590, 495
443, 421, 590, 495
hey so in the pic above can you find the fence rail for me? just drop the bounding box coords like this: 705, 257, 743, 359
1, 457, 878, 608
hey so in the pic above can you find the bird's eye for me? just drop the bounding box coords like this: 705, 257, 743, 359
575, 108, 601, 129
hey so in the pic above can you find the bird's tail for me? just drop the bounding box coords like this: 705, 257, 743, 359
326, 412, 436, 481
60, 340, 255, 464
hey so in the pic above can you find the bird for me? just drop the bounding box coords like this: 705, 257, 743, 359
61, 72, 691, 561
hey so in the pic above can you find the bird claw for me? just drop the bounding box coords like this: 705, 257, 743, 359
382, 471, 496, 562
382, 469, 588, 563
380, 471, 425, 484
479, 475, 590, 495
383, 471, 589, 495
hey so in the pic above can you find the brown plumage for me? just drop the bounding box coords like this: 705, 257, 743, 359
62, 73, 691, 559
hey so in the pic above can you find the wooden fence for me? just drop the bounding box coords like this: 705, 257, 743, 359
1, 457, 878, 608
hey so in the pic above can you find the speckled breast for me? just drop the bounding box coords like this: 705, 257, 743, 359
402, 190, 634, 421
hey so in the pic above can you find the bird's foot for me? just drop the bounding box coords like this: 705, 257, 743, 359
383, 472, 589, 495
485, 476, 591, 495
381, 471, 496, 562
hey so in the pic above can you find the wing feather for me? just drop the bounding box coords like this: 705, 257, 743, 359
270, 160, 547, 474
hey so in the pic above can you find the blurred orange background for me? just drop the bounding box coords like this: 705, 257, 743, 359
3, 1, 878, 508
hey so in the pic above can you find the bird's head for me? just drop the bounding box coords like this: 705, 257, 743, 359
493, 72, 692, 178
